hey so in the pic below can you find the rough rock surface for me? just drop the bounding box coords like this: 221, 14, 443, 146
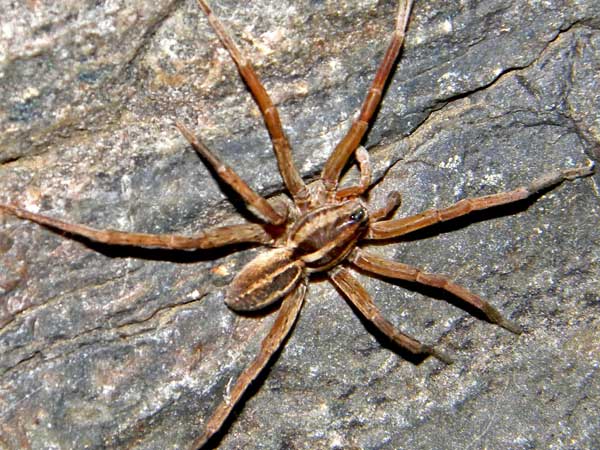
0, 0, 598, 449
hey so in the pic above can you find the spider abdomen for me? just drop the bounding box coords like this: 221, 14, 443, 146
225, 248, 304, 312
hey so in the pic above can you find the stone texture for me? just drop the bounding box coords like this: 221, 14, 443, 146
0, 0, 598, 449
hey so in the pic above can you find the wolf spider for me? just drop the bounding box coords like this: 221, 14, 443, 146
0, 0, 595, 447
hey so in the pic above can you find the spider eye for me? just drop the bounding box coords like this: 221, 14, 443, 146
350, 208, 366, 223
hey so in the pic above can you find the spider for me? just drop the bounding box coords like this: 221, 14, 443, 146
0, 0, 594, 447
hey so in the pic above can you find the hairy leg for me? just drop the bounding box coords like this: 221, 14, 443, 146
351, 249, 522, 334
335, 146, 373, 200
0, 204, 273, 250
330, 267, 452, 363
368, 164, 595, 240
369, 191, 402, 222
191, 281, 307, 449
177, 121, 287, 225
195, 0, 307, 203
321, 0, 414, 191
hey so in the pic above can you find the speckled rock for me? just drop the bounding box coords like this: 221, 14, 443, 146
0, 0, 598, 449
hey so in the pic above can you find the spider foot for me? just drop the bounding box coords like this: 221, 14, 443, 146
564, 161, 595, 179
424, 345, 453, 365
530, 162, 595, 193
480, 302, 522, 335
497, 317, 523, 335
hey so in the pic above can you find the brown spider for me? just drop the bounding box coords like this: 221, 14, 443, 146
0, 0, 595, 447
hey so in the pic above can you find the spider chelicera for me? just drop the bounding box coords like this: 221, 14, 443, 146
0, 0, 594, 447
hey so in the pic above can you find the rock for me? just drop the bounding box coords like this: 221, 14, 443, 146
0, 0, 598, 449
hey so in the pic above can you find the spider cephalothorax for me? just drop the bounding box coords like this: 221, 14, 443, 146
226, 197, 370, 312
0, 0, 594, 448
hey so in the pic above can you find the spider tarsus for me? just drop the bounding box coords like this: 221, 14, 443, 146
386, 191, 402, 208
426, 346, 453, 365
568, 162, 595, 178
498, 318, 523, 335
482, 303, 523, 335
370, 191, 402, 222
529, 163, 595, 193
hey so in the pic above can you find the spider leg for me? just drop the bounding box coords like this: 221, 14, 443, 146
335, 146, 372, 200
329, 266, 452, 364
351, 249, 522, 334
369, 191, 402, 222
177, 122, 287, 225
191, 281, 307, 449
0, 204, 273, 250
367, 164, 595, 239
195, 0, 307, 204
321, 0, 414, 191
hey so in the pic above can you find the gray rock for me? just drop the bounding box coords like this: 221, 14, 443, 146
0, 0, 598, 449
